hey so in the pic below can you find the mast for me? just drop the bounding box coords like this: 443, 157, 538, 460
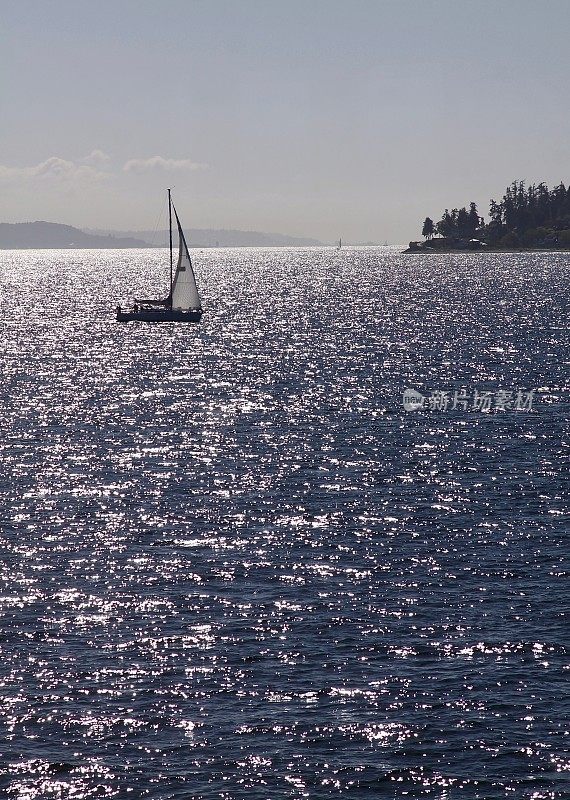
168, 188, 173, 306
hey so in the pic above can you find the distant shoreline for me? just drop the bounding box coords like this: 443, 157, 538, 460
0, 243, 382, 251
0, 221, 324, 249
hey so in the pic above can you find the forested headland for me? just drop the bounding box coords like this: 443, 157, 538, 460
411, 180, 570, 251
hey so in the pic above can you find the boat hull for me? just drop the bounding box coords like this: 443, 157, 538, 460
117, 309, 203, 323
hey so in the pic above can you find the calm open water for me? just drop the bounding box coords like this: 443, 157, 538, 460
0, 247, 568, 799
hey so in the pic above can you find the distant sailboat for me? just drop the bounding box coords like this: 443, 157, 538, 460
337, 238, 342, 249
116, 189, 203, 323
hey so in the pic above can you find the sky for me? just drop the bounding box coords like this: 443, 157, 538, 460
1, 0, 570, 243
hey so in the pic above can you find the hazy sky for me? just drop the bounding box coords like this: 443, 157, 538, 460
1, 0, 569, 242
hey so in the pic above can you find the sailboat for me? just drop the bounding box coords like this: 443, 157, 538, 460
116, 189, 203, 323
337, 238, 342, 249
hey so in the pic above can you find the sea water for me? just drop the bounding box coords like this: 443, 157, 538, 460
0, 247, 568, 798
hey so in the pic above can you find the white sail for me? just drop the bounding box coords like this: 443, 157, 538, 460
171, 217, 201, 310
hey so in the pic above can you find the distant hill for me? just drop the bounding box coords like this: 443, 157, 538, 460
0, 222, 149, 249
85, 227, 323, 248
0, 221, 324, 249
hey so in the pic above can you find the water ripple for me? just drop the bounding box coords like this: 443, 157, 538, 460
0, 247, 568, 798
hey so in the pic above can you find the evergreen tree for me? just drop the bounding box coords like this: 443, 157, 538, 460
489, 199, 502, 225
436, 209, 453, 238
468, 202, 481, 236
450, 209, 459, 233
456, 207, 470, 237
421, 217, 435, 239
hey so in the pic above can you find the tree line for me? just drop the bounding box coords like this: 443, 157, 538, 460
421, 180, 570, 247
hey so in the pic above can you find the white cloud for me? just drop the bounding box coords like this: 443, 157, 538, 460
81, 149, 111, 167
122, 155, 208, 173
0, 152, 207, 185
33, 157, 81, 178
0, 155, 108, 182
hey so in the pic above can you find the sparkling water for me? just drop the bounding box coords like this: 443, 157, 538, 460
0, 247, 568, 798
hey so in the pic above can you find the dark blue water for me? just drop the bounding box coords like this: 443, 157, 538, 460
0, 247, 568, 799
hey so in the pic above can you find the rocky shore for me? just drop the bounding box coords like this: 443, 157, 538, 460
402, 237, 570, 254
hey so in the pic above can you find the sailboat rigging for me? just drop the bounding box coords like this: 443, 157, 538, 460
116, 189, 203, 323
